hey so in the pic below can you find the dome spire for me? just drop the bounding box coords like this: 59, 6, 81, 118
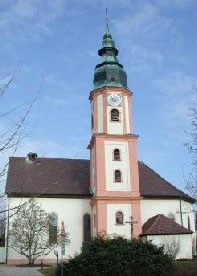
104, 8, 111, 39
93, 10, 127, 89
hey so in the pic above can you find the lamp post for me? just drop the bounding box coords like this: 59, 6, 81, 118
60, 221, 66, 276
54, 250, 58, 267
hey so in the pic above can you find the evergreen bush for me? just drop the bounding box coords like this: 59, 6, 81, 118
56, 236, 173, 276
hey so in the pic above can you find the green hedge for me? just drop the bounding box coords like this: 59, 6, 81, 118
56, 236, 173, 276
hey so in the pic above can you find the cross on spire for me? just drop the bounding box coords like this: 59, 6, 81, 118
104, 7, 111, 38
105, 7, 108, 25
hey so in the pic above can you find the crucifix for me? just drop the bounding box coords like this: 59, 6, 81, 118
125, 216, 138, 239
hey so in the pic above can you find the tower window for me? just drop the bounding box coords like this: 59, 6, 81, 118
49, 213, 57, 244
113, 149, 121, 161
114, 170, 122, 182
111, 109, 120, 121
116, 212, 124, 225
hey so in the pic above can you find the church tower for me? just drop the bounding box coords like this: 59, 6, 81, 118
88, 20, 142, 238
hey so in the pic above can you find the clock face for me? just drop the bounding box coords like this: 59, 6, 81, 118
107, 93, 122, 107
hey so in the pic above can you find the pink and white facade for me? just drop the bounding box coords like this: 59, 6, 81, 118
88, 86, 142, 239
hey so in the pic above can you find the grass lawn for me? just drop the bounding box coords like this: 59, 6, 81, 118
41, 260, 197, 276
41, 266, 56, 276
174, 260, 197, 276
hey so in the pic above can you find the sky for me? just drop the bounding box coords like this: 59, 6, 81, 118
0, 0, 197, 193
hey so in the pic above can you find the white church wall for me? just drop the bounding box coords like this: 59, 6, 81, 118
104, 141, 131, 191
0, 247, 5, 263
147, 234, 193, 259
181, 201, 195, 230
107, 203, 131, 238
97, 94, 103, 133
141, 199, 195, 232
7, 197, 91, 263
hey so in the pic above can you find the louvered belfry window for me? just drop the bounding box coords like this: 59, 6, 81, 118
111, 109, 120, 121
114, 149, 120, 161
115, 170, 121, 182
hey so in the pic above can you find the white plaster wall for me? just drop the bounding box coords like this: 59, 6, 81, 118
147, 234, 193, 259
141, 199, 195, 232
107, 204, 131, 238
97, 94, 103, 133
181, 201, 195, 230
7, 197, 91, 261
0, 247, 5, 263
104, 141, 131, 191
124, 96, 130, 133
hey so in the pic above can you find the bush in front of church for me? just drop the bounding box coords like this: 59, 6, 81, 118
56, 236, 173, 276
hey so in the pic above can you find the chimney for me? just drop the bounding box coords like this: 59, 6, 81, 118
27, 152, 37, 161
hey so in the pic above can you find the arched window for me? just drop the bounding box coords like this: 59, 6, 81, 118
116, 212, 124, 225
49, 213, 57, 244
111, 109, 120, 121
83, 213, 91, 243
113, 149, 121, 161
114, 170, 122, 182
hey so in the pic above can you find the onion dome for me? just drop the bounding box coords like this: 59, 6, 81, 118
93, 22, 127, 89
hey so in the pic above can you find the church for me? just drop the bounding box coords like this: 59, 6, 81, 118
5, 20, 196, 264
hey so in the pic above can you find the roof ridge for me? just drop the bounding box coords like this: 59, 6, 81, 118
10, 156, 90, 162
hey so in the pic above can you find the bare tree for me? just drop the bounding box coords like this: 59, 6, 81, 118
185, 85, 197, 201
0, 66, 38, 227
8, 198, 63, 264
162, 236, 181, 260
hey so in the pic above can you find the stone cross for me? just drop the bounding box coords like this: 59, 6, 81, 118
125, 216, 138, 239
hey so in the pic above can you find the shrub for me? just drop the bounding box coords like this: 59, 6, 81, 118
56, 236, 173, 276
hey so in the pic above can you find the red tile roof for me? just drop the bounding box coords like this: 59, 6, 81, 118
142, 214, 193, 235
5, 157, 195, 203
6, 157, 90, 197
138, 161, 194, 202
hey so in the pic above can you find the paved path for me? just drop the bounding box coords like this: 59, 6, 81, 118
0, 265, 43, 276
